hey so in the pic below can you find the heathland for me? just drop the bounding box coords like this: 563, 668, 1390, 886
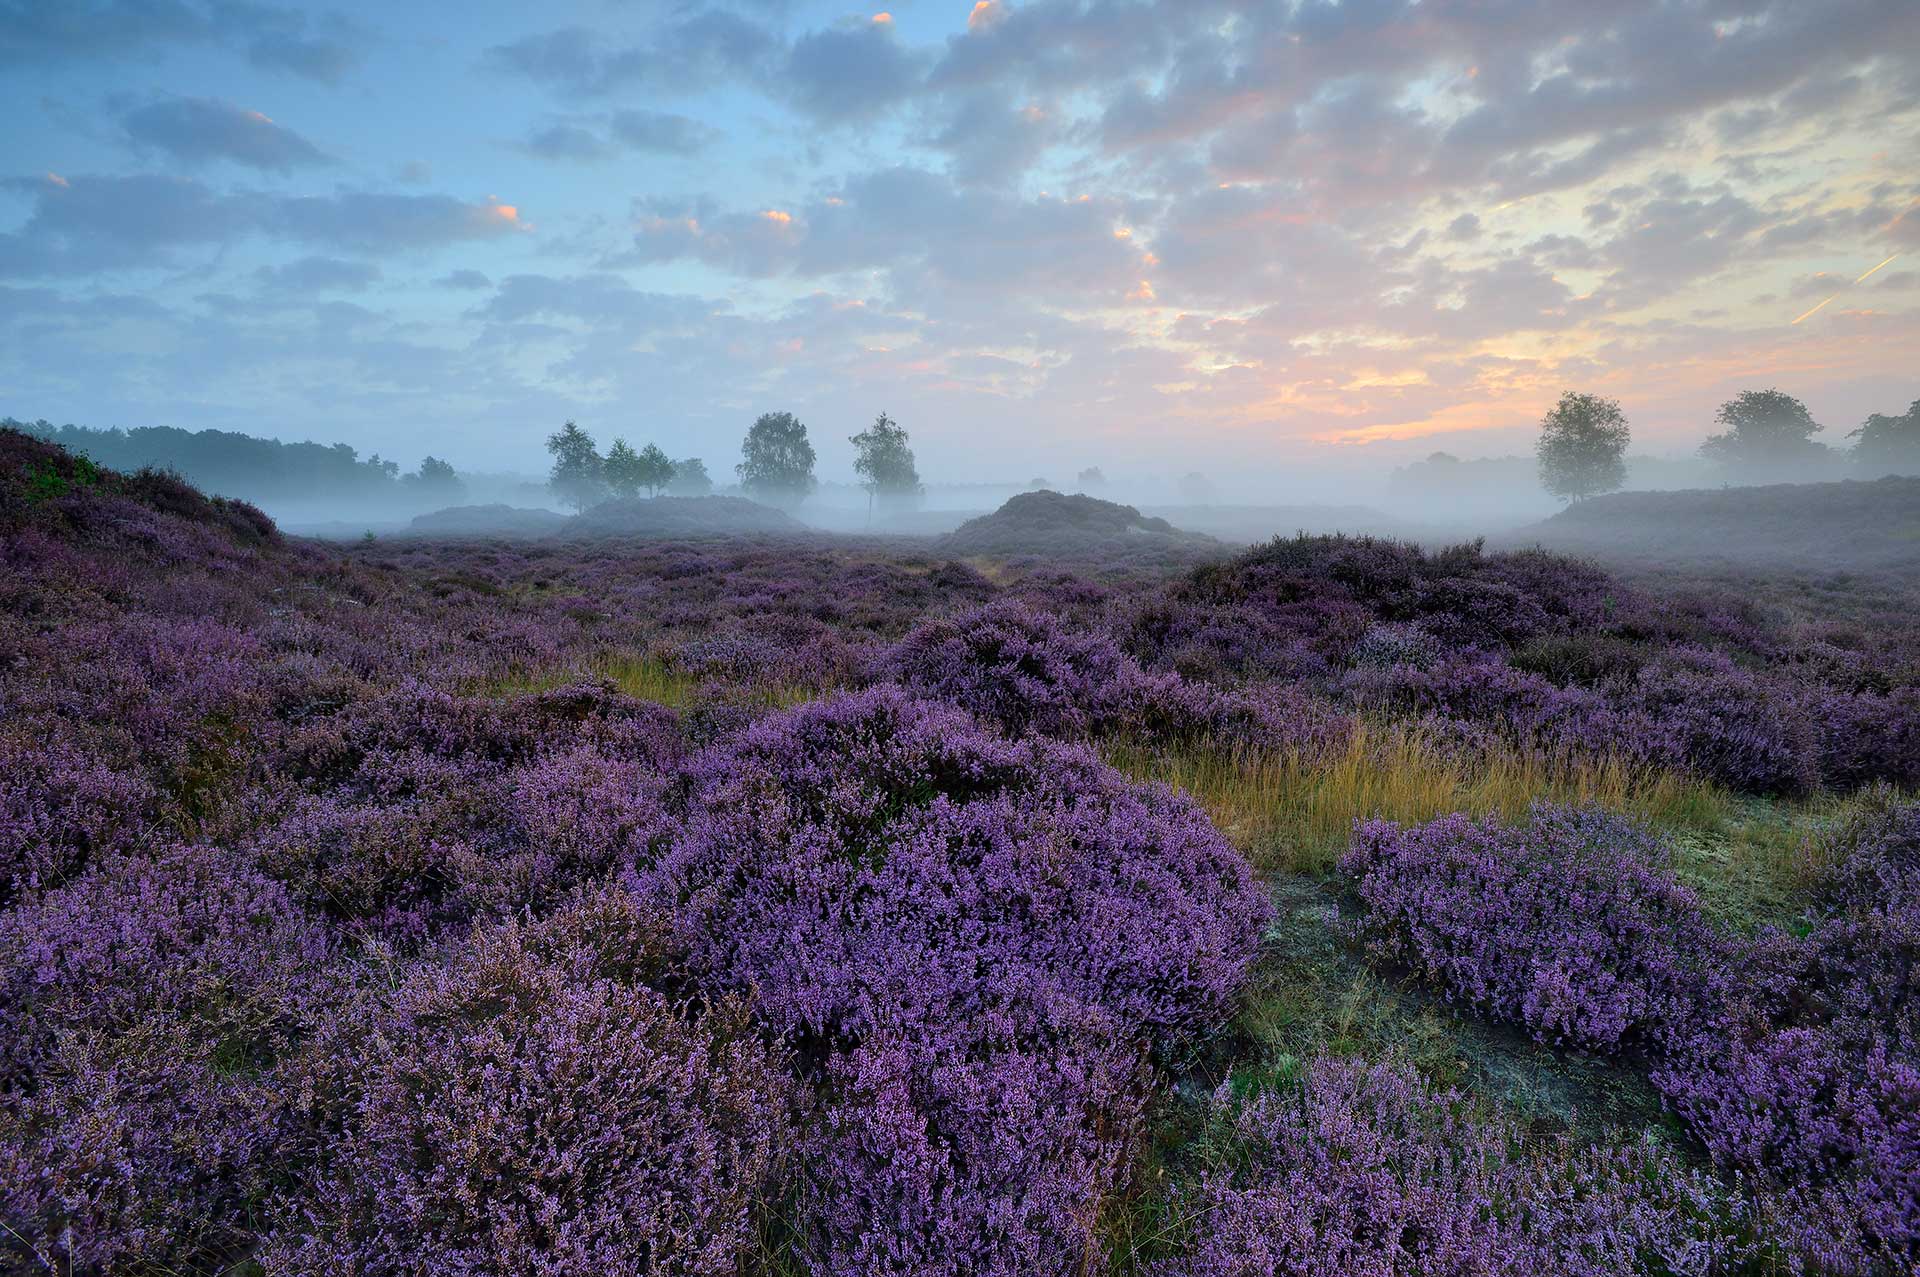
3, 424, 1917, 1275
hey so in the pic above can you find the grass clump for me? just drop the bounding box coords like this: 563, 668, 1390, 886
1109, 719, 1730, 875
479, 652, 815, 711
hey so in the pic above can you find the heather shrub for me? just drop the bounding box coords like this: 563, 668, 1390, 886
1160, 1056, 1759, 1277
266, 890, 790, 1276
1343, 801, 1920, 1270
882, 597, 1150, 737
0, 728, 154, 902
1629, 653, 1814, 794
1123, 595, 1359, 682
1340, 806, 1731, 1053
253, 682, 683, 937
1510, 631, 1651, 689
645, 688, 1269, 1272
0, 845, 333, 1273
1811, 687, 1920, 790
1349, 620, 1439, 670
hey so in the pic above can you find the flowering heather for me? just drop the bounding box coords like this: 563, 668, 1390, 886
0, 844, 333, 1273
266, 889, 792, 1276
882, 597, 1156, 737
1342, 801, 1920, 1270
1341, 806, 1730, 1053
1161, 1056, 1759, 1277
645, 687, 1271, 1272
7, 431, 1920, 1271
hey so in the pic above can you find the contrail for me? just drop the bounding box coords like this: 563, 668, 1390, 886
1792, 295, 1837, 325
1854, 252, 1900, 284
1791, 251, 1901, 324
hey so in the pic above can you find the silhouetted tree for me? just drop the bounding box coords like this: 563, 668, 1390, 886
545, 420, 606, 512
402, 455, 465, 504
850, 411, 921, 522
1700, 389, 1827, 480
737, 412, 816, 507
668, 457, 713, 496
1077, 466, 1106, 489
1536, 391, 1629, 503
1027, 476, 1053, 490
1178, 472, 1216, 504
602, 439, 643, 500
8, 420, 400, 502
1850, 400, 1920, 476
635, 443, 675, 496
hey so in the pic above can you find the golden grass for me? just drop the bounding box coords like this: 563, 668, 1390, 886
1108, 720, 1731, 875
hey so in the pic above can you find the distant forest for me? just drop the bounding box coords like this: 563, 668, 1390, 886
5, 419, 459, 505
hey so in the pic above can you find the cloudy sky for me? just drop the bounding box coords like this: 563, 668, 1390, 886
2, 0, 1916, 485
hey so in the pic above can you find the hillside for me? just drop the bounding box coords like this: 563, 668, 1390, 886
940, 489, 1222, 565
567, 494, 806, 538
1508, 477, 1920, 573
407, 504, 570, 538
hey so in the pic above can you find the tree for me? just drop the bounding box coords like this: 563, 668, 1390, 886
635, 443, 675, 496
1027, 476, 1054, 490
602, 438, 643, 500
849, 411, 922, 521
1700, 389, 1827, 481
668, 457, 713, 496
545, 421, 606, 512
1076, 466, 1106, 489
1178, 472, 1216, 504
401, 455, 466, 504
737, 412, 816, 507
1535, 391, 1630, 503
605, 439, 676, 499
1850, 400, 1920, 476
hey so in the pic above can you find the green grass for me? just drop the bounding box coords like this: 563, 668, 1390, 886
1108, 720, 1731, 875
478, 652, 817, 711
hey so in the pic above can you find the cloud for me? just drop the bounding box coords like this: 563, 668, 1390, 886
0, 1, 371, 82
120, 96, 330, 172
518, 110, 717, 162
519, 123, 611, 163
484, 12, 777, 97
608, 109, 716, 155
255, 255, 380, 291
0, 174, 527, 276
628, 166, 1146, 297
434, 269, 492, 290
783, 18, 925, 122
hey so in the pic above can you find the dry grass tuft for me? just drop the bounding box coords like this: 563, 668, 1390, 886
1108, 720, 1730, 875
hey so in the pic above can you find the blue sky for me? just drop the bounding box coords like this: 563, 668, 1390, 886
2, 0, 1916, 486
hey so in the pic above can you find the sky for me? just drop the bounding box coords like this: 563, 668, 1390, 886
1, 0, 1917, 488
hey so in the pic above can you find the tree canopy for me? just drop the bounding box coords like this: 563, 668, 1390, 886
1700, 390, 1827, 479
635, 443, 675, 496
9, 420, 408, 503
737, 412, 816, 506
545, 421, 606, 512
604, 439, 676, 499
850, 412, 921, 516
402, 456, 465, 504
668, 457, 714, 496
1850, 400, 1920, 477
1536, 391, 1630, 503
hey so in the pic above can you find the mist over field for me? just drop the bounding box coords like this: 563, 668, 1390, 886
4, 2, 1920, 1275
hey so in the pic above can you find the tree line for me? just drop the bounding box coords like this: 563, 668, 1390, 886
6, 419, 466, 505
543, 411, 924, 516
1535, 391, 1920, 503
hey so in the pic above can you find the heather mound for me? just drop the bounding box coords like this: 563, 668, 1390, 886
1510, 476, 1920, 572
568, 494, 804, 538
0, 425, 280, 550
405, 503, 567, 538
940, 490, 1221, 564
